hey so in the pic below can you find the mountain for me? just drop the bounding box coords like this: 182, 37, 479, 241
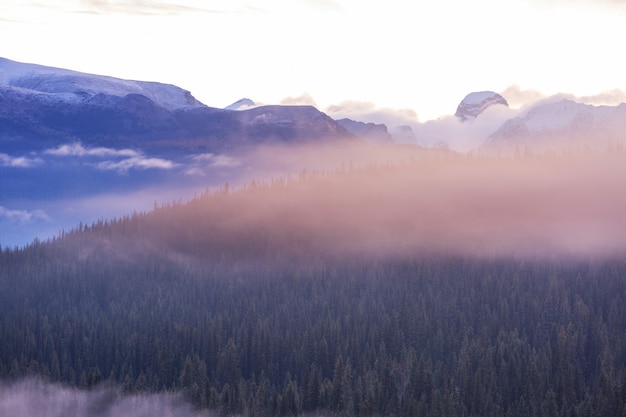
336, 118, 392, 143
0, 57, 203, 111
486, 98, 626, 150
225, 98, 256, 110
455, 91, 508, 121
0, 58, 355, 153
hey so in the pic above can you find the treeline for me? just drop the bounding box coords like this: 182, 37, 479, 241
1, 149, 626, 416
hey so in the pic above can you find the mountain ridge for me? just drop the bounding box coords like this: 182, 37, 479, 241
0, 57, 356, 153
455, 91, 508, 121
485, 98, 626, 150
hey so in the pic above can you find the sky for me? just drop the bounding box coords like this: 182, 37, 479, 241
1, 0, 626, 122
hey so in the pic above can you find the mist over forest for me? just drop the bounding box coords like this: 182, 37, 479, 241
57, 142, 626, 260
1, 142, 626, 417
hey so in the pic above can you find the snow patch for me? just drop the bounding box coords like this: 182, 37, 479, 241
0, 57, 204, 111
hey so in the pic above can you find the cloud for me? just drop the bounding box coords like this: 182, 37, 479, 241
415, 104, 520, 151
97, 157, 176, 173
44, 142, 175, 173
501, 85, 626, 111
0, 206, 50, 223
185, 153, 242, 176
500, 85, 547, 108
44, 143, 139, 157
0, 153, 43, 168
0, 16, 20, 23
528, 0, 626, 7
0, 378, 212, 417
152, 142, 626, 260
73, 0, 224, 16
302, 0, 344, 12
325, 100, 420, 128
280, 93, 318, 107
576, 89, 626, 106
192, 153, 241, 167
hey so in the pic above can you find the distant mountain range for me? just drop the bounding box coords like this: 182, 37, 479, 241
0, 58, 355, 154
3, 57, 625, 156
486, 99, 626, 149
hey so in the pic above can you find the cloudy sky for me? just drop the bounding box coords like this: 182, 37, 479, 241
1, 0, 626, 121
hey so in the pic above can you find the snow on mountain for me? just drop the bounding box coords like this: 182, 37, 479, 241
455, 91, 508, 121
225, 98, 256, 111
0, 57, 204, 111
1, 57, 362, 154
486, 98, 626, 150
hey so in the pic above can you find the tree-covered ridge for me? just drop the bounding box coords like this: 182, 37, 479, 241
1, 148, 626, 416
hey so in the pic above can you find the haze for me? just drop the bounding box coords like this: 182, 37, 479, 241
78, 141, 626, 262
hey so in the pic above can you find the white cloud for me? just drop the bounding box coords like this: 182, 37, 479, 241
42, 142, 175, 173
44, 143, 139, 157
192, 153, 241, 168
0, 206, 50, 223
55, 0, 226, 16
280, 93, 318, 107
415, 104, 520, 152
500, 85, 547, 109
97, 157, 176, 172
502, 85, 626, 109
325, 100, 420, 127
183, 166, 206, 176
185, 153, 243, 176
0, 153, 43, 168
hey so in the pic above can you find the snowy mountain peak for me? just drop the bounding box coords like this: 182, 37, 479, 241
455, 91, 508, 121
0, 57, 204, 111
490, 98, 595, 139
225, 98, 256, 111
484, 98, 626, 152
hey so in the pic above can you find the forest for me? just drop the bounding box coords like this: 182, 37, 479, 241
1, 146, 625, 416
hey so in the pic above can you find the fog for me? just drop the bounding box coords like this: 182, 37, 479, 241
130, 141, 626, 262
0, 379, 212, 417
0, 379, 338, 417
4, 134, 626, 260
304, 147, 624, 258
322, 88, 626, 153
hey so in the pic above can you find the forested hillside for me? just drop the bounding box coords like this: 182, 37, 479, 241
1, 148, 626, 416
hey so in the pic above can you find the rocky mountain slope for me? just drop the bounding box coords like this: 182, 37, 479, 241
455, 91, 509, 121
0, 58, 355, 154
485, 98, 626, 151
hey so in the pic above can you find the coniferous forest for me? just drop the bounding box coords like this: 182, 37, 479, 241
1, 147, 626, 416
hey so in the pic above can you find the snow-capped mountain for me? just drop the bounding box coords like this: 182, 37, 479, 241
455, 91, 508, 121
486, 98, 626, 150
0, 57, 203, 111
0, 58, 354, 153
